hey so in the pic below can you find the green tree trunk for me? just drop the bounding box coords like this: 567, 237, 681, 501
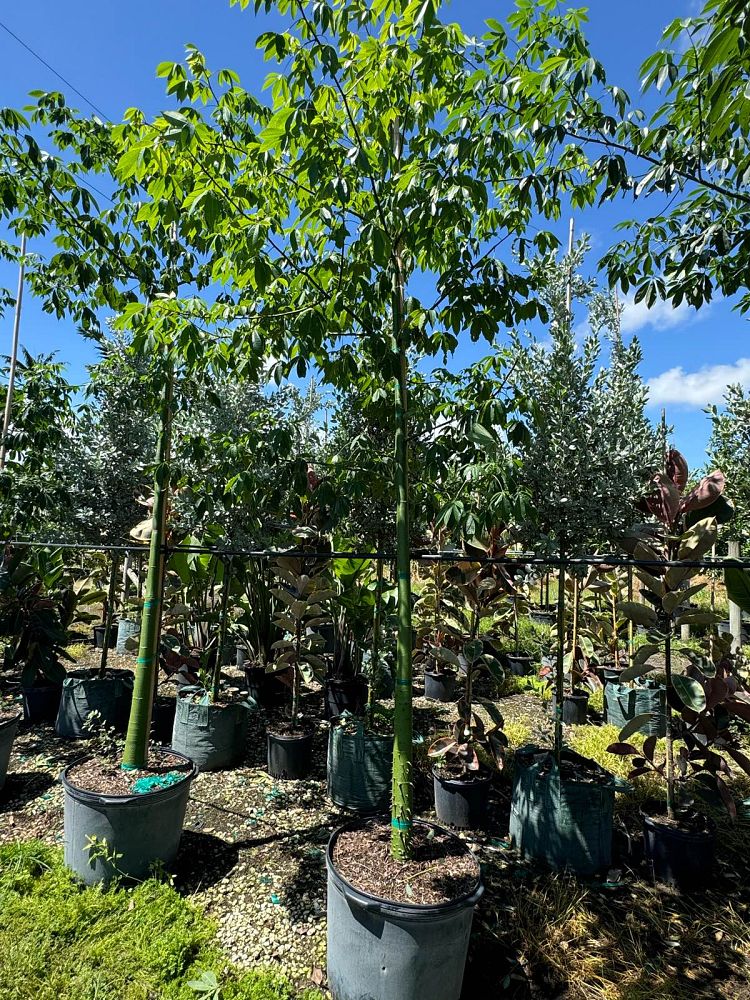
390, 249, 414, 861
122, 364, 174, 770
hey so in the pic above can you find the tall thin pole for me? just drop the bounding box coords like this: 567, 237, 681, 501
0, 235, 27, 471
565, 218, 575, 319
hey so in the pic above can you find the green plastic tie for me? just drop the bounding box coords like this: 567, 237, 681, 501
391, 817, 412, 830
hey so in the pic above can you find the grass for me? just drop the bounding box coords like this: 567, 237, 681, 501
64, 642, 88, 662
0, 842, 323, 1000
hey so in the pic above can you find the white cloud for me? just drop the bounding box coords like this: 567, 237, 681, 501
647, 358, 750, 408
620, 293, 708, 335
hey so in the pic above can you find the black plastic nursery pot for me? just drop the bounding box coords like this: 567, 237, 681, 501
325, 676, 368, 720
505, 653, 533, 677
61, 749, 197, 885
150, 695, 177, 745
550, 690, 589, 726
0, 710, 22, 792
267, 728, 314, 779
642, 809, 715, 889
424, 669, 457, 703
529, 608, 556, 626
170, 695, 251, 770
55, 668, 134, 739
326, 819, 483, 1000
598, 662, 625, 687
92, 624, 118, 650
433, 768, 491, 830
327, 724, 392, 813
243, 666, 288, 708
605, 681, 666, 736
21, 682, 63, 723
509, 746, 616, 876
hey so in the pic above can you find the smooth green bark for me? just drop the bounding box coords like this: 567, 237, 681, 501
122, 365, 173, 769
390, 250, 414, 860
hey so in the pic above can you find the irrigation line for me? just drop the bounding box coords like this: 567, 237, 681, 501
2, 538, 749, 572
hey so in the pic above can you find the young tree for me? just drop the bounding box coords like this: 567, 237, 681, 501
707, 385, 750, 545
0, 350, 76, 538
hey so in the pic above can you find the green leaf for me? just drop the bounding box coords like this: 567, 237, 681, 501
468, 422, 497, 452
672, 674, 706, 713
678, 518, 717, 561
618, 660, 657, 683
616, 601, 657, 627
725, 567, 750, 614
662, 583, 706, 614
618, 713, 656, 740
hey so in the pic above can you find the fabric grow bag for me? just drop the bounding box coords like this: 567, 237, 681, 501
55, 669, 134, 739
509, 746, 615, 876
327, 724, 392, 813
326, 819, 483, 1000
605, 681, 666, 736
171, 695, 252, 771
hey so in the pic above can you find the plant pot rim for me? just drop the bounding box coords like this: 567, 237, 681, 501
432, 766, 493, 789
21, 679, 64, 692
327, 675, 367, 687
332, 723, 392, 743
515, 745, 617, 788
641, 804, 716, 839
267, 726, 315, 742
64, 667, 134, 682
327, 816, 482, 915
0, 709, 23, 731
506, 652, 533, 660
424, 667, 456, 678
60, 748, 197, 806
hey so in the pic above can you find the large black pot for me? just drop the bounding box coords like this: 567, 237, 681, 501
243, 665, 288, 708
326, 818, 483, 1000
0, 710, 22, 792
325, 676, 368, 719
550, 690, 589, 726
424, 670, 456, 702
643, 810, 715, 888
21, 683, 63, 723
267, 728, 314, 779
433, 769, 491, 830
505, 653, 533, 677
61, 748, 197, 885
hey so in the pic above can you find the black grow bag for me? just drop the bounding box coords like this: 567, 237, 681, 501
605, 681, 666, 736
170, 695, 252, 770
0, 710, 22, 792
328, 723, 392, 813
509, 746, 615, 876
55, 668, 134, 739
643, 809, 715, 888
424, 670, 456, 702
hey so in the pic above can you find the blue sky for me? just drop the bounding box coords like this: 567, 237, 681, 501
0, 0, 747, 472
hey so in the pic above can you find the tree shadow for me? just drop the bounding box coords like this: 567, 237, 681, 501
1, 770, 55, 810
172, 829, 240, 892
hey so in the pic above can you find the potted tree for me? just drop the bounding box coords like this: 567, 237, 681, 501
325, 554, 372, 719
231, 559, 288, 709
427, 535, 512, 829
56, 553, 135, 740
169, 552, 254, 771
415, 529, 458, 702
542, 567, 604, 725
0, 548, 73, 723
610, 449, 739, 885
503, 574, 535, 676
328, 555, 395, 813
267, 533, 333, 780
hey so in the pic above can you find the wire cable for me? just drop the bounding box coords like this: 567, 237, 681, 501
0, 17, 112, 122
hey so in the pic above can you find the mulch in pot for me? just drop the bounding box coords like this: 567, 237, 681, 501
332, 819, 479, 906
65, 751, 192, 796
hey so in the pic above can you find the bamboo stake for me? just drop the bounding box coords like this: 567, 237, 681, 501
0, 235, 27, 471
